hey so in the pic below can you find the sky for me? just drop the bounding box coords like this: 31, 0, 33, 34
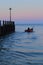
0, 0, 43, 24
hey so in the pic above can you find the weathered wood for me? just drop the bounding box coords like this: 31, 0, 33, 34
0, 21, 15, 36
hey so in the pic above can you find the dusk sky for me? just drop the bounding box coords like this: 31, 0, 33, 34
0, 0, 43, 23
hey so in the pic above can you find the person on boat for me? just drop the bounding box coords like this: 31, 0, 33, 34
28, 27, 30, 30
25, 27, 33, 32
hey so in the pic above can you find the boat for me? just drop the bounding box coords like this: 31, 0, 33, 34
25, 28, 33, 32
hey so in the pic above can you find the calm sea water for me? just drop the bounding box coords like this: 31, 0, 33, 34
0, 24, 43, 65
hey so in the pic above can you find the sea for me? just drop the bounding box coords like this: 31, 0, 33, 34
0, 24, 43, 65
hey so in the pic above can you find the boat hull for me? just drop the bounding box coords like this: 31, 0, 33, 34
25, 28, 33, 32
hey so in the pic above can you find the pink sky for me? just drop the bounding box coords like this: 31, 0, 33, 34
0, 0, 43, 23
14, 8, 43, 20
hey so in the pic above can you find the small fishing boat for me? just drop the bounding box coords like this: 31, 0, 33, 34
25, 28, 33, 32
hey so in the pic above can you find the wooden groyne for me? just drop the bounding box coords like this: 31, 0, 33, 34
0, 21, 15, 36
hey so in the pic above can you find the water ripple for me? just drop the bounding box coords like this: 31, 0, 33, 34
0, 24, 43, 65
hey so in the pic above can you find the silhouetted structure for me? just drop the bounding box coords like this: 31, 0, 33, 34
0, 8, 15, 36
0, 21, 15, 36
9, 8, 12, 21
